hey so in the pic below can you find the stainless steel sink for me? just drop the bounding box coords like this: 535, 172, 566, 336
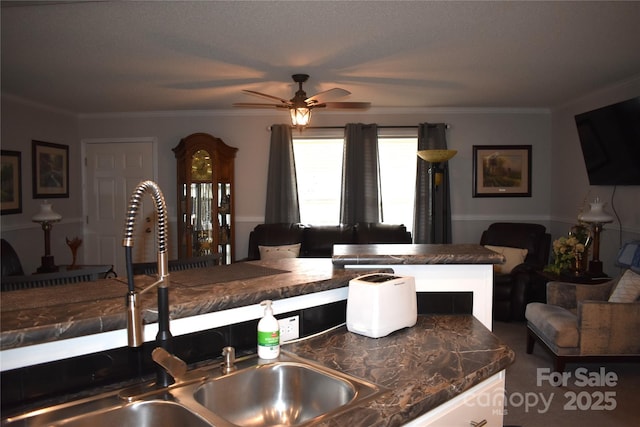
51, 400, 213, 427
192, 359, 366, 426
2, 351, 385, 427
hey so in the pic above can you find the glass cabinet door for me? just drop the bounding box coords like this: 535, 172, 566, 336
191, 182, 213, 256
190, 150, 214, 257
218, 182, 232, 264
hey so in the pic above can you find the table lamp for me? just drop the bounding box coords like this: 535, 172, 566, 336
32, 201, 62, 273
578, 197, 614, 277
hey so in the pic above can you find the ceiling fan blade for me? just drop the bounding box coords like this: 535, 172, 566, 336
305, 88, 351, 104
236, 76, 370, 112
242, 89, 290, 104
232, 102, 289, 109
322, 101, 371, 109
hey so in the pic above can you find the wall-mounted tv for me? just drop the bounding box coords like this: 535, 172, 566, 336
574, 96, 640, 185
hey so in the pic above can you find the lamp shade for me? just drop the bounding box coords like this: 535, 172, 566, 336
579, 198, 613, 224
417, 149, 457, 163
290, 107, 312, 127
32, 201, 62, 223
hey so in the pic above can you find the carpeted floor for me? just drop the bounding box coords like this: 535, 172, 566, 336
492, 321, 640, 427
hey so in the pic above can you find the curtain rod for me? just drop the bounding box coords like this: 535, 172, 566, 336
267, 124, 450, 131
306, 125, 450, 129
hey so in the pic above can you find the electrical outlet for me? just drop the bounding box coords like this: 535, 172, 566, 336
278, 315, 300, 342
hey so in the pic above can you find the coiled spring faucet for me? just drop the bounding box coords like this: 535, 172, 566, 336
123, 180, 174, 386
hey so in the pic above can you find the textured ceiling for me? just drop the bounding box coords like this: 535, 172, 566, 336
1, 1, 639, 114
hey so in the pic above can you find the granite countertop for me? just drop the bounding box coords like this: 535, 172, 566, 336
284, 314, 515, 426
0, 258, 388, 351
332, 243, 505, 266
1, 256, 515, 426
3, 315, 515, 427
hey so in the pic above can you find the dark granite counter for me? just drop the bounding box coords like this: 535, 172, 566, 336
1, 256, 515, 426
332, 243, 505, 266
3, 315, 515, 426
286, 314, 514, 426
0, 258, 386, 351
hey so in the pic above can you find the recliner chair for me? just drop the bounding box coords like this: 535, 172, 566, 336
1, 238, 24, 277
480, 222, 551, 321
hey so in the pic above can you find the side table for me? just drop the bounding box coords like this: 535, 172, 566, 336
530, 270, 610, 303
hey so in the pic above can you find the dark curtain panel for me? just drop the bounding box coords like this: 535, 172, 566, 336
340, 123, 381, 224
413, 123, 453, 243
264, 124, 300, 224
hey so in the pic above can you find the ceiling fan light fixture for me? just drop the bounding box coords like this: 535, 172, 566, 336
290, 106, 312, 129
236, 73, 369, 130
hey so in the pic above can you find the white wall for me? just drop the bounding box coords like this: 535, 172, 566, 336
74, 107, 551, 261
4, 94, 587, 274
1, 96, 83, 274
549, 76, 640, 277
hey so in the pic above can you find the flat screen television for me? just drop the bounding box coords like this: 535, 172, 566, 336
574, 96, 640, 185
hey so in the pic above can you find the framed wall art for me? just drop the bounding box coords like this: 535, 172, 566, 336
472, 145, 532, 197
32, 140, 69, 198
1, 150, 23, 214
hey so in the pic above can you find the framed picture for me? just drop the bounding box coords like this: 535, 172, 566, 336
1, 150, 22, 214
472, 145, 532, 197
32, 140, 69, 198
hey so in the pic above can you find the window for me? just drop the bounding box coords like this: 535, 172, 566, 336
378, 137, 418, 231
293, 133, 417, 231
293, 138, 343, 224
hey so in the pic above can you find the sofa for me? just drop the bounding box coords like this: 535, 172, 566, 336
247, 223, 412, 260
479, 222, 551, 321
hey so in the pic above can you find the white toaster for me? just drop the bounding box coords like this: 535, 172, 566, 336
346, 273, 417, 338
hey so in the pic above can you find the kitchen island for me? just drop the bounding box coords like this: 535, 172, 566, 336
1, 258, 375, 368
333, 244, 504, 330
3, 314, 514, 426
1, 256, 513, 426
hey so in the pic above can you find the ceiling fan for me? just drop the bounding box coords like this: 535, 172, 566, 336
233, 74, 371, 129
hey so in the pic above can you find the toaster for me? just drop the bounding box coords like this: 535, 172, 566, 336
346, 273, 417, 338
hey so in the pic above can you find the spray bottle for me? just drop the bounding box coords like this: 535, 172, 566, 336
257, 300, 280, 359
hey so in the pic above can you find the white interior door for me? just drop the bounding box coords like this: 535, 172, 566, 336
83, 139, 156, 276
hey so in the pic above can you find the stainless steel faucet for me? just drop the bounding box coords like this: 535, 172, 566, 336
123, 180, 174, 386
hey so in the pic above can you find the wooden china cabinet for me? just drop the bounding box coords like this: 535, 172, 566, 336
173, 133, 238, 264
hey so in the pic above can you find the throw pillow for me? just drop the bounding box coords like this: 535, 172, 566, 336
484, 245, 528, 274
608, 269, 640, 303
259, 243, 302, 260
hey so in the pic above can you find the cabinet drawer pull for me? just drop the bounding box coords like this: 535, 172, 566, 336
470, 420, 487, 427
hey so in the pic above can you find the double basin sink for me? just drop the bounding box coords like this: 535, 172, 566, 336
2, 351, 386, 427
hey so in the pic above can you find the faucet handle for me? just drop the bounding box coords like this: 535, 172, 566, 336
152, 347, 187, 382
221, 346, 237, 374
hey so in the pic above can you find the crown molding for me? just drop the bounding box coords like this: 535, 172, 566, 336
76, 105, 550, 120
2, 93, 76, 117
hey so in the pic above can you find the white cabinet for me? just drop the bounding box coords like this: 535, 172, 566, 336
343, 263, 495, 330
403, 370, 505, 427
